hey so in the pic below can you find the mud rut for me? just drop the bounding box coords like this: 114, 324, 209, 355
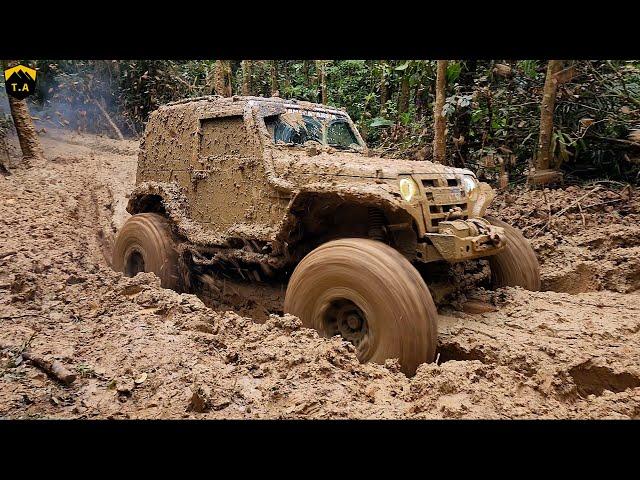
1, 129, 639, 419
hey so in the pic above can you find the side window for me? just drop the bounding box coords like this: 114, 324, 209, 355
199, 116, 251, 157
327, 120, 358, 147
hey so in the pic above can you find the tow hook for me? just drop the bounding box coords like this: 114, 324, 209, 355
489, 230, 505, 248
481, 221, 506, 248
468, 218, 505, 248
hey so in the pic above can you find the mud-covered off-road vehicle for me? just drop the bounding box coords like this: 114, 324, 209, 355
114, 95, 540, 374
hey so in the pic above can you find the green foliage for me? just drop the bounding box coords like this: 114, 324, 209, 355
517, 60, 540, 79
325, 60, 372, 121
446, 62, 462, 83
14, 59, 640, 182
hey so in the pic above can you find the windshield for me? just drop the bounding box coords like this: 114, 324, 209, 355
265, 110, 362, 150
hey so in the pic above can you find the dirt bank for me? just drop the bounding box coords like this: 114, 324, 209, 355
1, 130, 639, 419
489, 184, 640, 293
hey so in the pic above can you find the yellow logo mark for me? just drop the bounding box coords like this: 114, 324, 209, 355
4, 64, 37, 100
4, 65, 36, 82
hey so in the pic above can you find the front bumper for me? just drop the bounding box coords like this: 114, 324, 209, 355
416, 218, 506, 263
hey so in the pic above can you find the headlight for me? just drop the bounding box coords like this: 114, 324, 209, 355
461, 175, 479, 201
399, 177, 419, 202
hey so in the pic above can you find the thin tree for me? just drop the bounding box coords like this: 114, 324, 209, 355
536, 60, 564, 173
398, 66, 410, 117
213, 60, 232, 97
2, 60, 44, 164
302, 60, 311, 87
316, 60, 327, 104
270, 60, 279, 96
241, 60, 252, 96
283, 61, 291, 95
432, 60, 448, 165
379, 60, 388, 116
0, 119, 10, 174
452, 60, 477, 168
225, 61, 233, 96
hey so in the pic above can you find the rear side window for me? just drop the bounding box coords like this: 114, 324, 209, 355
199, 116, 250, 157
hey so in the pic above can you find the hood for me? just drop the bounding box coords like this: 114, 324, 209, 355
273, 149, 473, 180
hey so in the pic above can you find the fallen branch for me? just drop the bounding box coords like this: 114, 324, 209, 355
524, 186, 602, 237
174, 75, 195, 91
593, 135, 640, 147
581, 198, 625, 210
577, 202, 586, 226
93, 98, 124, 141
585, 180, 630, 189
542, 189, 552, 230
1, 341, 77, 385
22, 351, 77, 385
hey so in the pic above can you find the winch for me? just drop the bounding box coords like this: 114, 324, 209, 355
418, 218, 507, 263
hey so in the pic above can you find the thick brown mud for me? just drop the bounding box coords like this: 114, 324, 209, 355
489, 185, 640, 294
1, 129, 639, 419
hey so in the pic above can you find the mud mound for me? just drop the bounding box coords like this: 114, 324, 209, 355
1, 130, 639, 419
489, 184, 640, 293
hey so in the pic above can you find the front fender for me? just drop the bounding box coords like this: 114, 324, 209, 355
293, 181, 408, 213
273, 180, 426, 244
469, 182, 496, 218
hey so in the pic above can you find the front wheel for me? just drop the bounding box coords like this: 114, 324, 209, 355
112, 213, 181, 290
486, 216, 541, 291
284, 238, 438, 375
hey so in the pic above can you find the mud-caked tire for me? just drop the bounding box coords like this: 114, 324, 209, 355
113, 213, 181, 290
284, 238, 438, 375
486, 216, 541, 291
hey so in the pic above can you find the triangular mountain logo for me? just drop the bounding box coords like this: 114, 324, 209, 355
4, 64, 37, 100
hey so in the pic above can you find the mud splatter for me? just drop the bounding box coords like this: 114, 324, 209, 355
1, 129, 639, 419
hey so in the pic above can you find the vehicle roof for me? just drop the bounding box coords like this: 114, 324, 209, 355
163, 95, 349, 117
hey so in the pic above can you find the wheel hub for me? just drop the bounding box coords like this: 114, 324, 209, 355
322, 299, 369, 351
346, 313, 362, 331
124, 249, 145, 277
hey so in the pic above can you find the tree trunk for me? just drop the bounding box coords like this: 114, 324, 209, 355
452, 59, 477, 168
213, 60, 232, 97
213, 60, 224, 96
379, 60, 388, 116
241, 60, 252, 96
303, 60, 310, 87
283, 61, 291, 95
398, 71, 410, 116
270, 60, 279, 96
413, 82, 422, 121
2, 60, 44, 163
0, 123, 10, 173
433, 60, 448, 165
316, 60, 327, 104
536, 60, 564, 171
7, 96, 44, 163
225, 62, 233, 97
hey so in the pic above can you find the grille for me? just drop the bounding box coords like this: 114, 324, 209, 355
418, 175, 468, 231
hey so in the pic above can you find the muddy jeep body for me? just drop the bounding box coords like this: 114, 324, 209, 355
117, 95, 538, 375
128, 95, 505, 272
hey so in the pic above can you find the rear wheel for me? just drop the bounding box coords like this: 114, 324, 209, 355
113, 213, 181, 290
284, 238, 438, 375
486, 216, 541, 291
